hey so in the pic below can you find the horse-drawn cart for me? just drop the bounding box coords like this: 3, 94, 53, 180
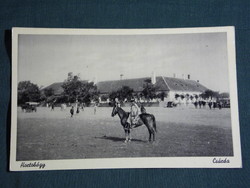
21, 102, 39, 112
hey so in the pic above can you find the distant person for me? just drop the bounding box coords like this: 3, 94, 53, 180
202, 101, 206, 108
70, 106, 74, 117
94, 103, 97, 114
76, 106, 80, 114
198, 101, 202, 108
213, 102, 217, 109
208, 101, 212, 109
218, 101, 222, 109
51, 103, 55, 111
194, 101, 198, 108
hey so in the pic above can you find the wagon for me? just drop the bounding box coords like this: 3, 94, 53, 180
21, 102, 39, 112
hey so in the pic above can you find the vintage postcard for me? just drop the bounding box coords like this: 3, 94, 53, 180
10, 27, 242, 171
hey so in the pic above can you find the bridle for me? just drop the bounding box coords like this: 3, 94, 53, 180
111, 105, 118, 117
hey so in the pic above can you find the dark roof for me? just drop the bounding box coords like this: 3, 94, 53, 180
162, 77, 207, 92
96, 77, 169, 93
42, 82, 64, 95
43, 77, 208, 95
42, 80, 88, 95
97, 76, 207, 93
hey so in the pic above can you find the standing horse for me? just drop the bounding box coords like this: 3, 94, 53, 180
111, 105, 157, 142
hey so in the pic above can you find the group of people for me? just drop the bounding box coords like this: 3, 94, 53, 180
46, 102, 55, 111
70, 106, 80, 117
193, 100, 223, 109
70, 103, 97, 117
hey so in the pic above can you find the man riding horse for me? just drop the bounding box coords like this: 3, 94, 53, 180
129, 98, 141, 127
114, 97, 146, 129
111, 98, 156, 142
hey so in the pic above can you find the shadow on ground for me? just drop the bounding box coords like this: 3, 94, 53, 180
95, 135, 147, 143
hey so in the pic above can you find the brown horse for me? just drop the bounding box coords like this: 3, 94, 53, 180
111, 104, 157, 142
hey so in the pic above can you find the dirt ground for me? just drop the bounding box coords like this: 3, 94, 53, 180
16, 105, 233, 161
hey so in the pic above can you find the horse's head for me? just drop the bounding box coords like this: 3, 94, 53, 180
111, 105, 118, 117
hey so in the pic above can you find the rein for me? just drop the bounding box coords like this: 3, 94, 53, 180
116, 106, 126, 119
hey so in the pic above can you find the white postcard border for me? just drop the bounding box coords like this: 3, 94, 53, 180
10, 27, 242, 171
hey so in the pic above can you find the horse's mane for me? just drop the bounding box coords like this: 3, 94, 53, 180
116, 106, 130, 117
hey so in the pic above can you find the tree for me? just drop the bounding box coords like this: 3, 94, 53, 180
42, 88, 56, 103
142, 79, 157, 102
190, 95, 194, 100
44, 88, 55, 98
108, 86, 134, 102
219, 92, 230, 99
180, 95, 185, 100
194, 95, 199, 100
118, 86, 134, 101
61, 73, 99, 105
61, 74, 82, 102
100, 95, 109, 102
18, 81, 41, 105
109, 91, 119, 102
175, 94, 180, 100
200, 89, 219, 99
157, 91, 167, 101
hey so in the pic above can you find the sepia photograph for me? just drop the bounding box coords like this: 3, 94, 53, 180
10, 27, 241, 171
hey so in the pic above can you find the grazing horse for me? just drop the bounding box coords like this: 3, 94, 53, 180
111, 104, 157, 142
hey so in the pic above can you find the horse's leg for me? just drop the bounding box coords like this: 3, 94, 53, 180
151, 126, 156, 142
124, 130, 129, 143
124, 130, 127, 142
148, 132, 152, 142
145, 122, 154, 142
128, 129, 132, 142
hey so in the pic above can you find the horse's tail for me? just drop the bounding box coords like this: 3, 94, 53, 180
152, 115, 157, 133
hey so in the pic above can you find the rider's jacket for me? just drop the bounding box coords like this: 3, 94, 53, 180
130, 102, 141, 125
131, 102, 141, 117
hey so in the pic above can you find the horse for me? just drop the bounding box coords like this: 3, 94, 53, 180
111, 104, 157, 143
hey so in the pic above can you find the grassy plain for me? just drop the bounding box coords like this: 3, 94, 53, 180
16, 105, 233, 160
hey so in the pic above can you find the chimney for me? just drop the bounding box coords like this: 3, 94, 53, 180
173, 73, 176, 78
93, 77, 97, 85
151, 71, 156, 84
120, 74, 124, 80
187, 74, 190, 79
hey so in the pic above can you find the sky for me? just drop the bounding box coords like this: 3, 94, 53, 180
18, 32, 230, 92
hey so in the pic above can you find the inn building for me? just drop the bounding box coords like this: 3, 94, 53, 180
96, 74, 208, 104
44, 74, 208, 105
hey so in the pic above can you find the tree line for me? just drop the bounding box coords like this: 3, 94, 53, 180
174, 90, 229, 101
18, 73, 99, 106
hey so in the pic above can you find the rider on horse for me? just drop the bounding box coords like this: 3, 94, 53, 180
130, 98, 141, 127
111, 98, 156, 142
